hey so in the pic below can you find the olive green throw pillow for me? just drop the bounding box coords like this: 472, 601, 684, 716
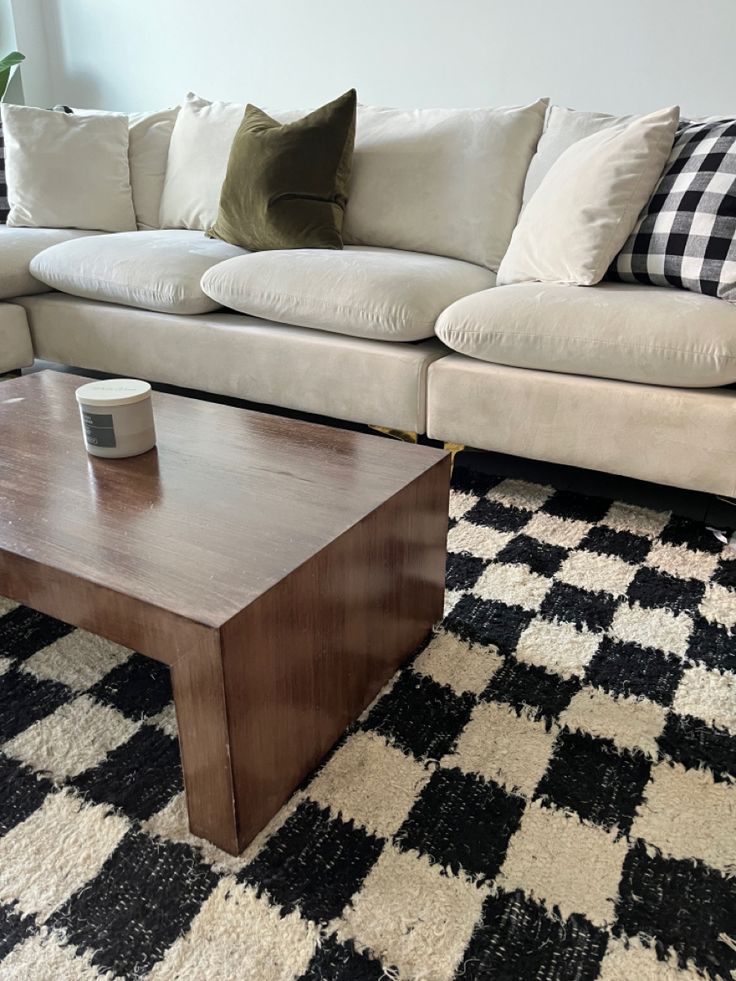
207, 89, 357, 251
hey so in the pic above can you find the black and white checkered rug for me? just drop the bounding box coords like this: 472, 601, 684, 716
1, 466, 735, 981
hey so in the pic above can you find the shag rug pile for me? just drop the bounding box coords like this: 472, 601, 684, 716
0, 466, 735, 981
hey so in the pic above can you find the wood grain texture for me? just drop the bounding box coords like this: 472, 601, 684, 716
0, 371, 446, 627
170, 628, 240, 853
218, 457, 450, 849
0, 370, 450, 853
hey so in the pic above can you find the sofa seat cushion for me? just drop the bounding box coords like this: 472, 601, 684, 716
436, 281, 736, 388
0, 226, 105, 300
201, 246, 495, 341
30, 229, 247, 315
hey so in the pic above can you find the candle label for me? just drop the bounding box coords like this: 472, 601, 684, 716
82, 410, 116, 448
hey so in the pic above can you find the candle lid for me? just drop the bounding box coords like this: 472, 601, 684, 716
75, 379, 152, 408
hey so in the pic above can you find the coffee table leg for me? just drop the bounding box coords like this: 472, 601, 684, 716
171, 459, 450, 856
190, 459, 450, 856
170, 631, 242, 855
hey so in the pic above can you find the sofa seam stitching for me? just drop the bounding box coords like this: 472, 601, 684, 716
438, 328, 736, 361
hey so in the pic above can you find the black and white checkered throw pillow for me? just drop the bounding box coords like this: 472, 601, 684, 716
0, 115, 8, 223
614, 118, 736, 303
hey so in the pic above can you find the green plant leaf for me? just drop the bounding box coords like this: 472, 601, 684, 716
0, 51, 24, 100
0, 51, 25, 71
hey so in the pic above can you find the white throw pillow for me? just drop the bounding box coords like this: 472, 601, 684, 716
497, 106, 680, 287
1, 104, 137, 232
523, 105, 636, 205
71, 105, 180, 230
128, 107, 179, 229
343, 100, 548, 271
158, 93, 246, 230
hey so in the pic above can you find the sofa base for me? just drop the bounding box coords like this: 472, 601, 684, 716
428, 355, 736, 497
0, 303, 34, 374
15, 295, 736, 497
17, 295, 448, 433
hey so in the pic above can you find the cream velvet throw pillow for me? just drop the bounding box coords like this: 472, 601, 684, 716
158, 93, 247, 231
1, 104, 137, 232
497, 105, 679, 287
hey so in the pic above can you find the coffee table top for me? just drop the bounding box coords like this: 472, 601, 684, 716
0, 371, 447, 627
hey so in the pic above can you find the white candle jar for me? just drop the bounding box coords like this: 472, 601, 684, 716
75, 379, 157, 459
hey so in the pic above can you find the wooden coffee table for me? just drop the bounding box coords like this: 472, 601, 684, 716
0, 371, 449, 854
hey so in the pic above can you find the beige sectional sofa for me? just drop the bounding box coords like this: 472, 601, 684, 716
1, 99, 734, 497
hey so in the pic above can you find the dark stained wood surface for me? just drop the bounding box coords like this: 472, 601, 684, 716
0, 370, 450, 853
0, 371, 447, 628
217, 459, 449, 849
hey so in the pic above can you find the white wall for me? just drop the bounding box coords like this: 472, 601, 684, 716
0, 0, 23, 102
8, 0, 54, 107
12, 0, 736, 117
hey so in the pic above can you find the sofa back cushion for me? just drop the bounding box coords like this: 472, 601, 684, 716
71, 105, 180, 231
1, 104, 137, 232
158, 93, 246, 231
342, 100, 547, 271
523, 105, 635, 205
128, 107, 179, 230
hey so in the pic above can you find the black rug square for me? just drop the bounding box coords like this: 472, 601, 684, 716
395, 766, 525, 880
615, 840, 736, 979
0, 668, 70, 743
657, 713, 736, 782
540, 582, 617, 633
627, 567, 705, 614
363, 670, 474, 760
660, 514, 723, 553
241, 799, 383, 923
90, 653, 173, 721
50, 829, 218, 979
300, 935, 384, 981
713, 556, 736, 589
445, 595, 533, 654
496, 534, 568, 576
581, 525, 652, 564
0, 753, 53, 836
446, 552, 488, 592
0, 903, 36, 961
541, 490, 611, 524
484, 658, 580, 723
585, 637, 684, 706
0, 606, 74, 662
535, 730, 650, 833
462, 889, 608, 981
464, 497, 532, 533
451, 466, 504, 497
686, 616, 736, 673
73, 725, 182, 822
